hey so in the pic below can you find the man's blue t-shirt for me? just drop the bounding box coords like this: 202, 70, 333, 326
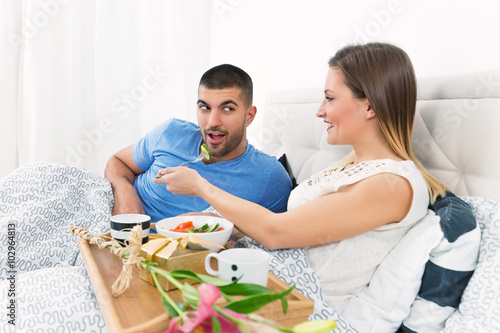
132, 118, 292, 222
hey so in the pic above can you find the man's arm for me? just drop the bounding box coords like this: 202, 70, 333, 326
104, 145, 146, 215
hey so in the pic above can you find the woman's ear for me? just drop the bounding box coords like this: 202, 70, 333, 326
365, 105, 376, 120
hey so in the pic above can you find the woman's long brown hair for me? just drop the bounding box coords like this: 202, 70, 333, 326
328, 43, 447, 203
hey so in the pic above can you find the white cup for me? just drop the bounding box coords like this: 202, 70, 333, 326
110, 214, 151, 244
204, 248, 270, 286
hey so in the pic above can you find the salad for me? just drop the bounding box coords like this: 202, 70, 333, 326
170, 221, 224, 233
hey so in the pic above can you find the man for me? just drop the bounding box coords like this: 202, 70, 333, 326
104, 64, 291, 222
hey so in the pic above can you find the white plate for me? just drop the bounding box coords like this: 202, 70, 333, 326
156, 215, 233, 252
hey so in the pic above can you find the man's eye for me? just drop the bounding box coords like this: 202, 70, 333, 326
200, 105, 209, 110
223, 107, 234, 112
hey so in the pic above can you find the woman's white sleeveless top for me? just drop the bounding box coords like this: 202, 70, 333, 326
287, 159, 429, 312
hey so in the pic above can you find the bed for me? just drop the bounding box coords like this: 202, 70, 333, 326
1, 70, 499, 332
255, 70, 500, 332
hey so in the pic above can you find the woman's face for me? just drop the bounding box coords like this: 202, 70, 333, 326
316, 67, 370, 145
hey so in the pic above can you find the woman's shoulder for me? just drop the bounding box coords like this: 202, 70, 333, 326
342, 159, 422, 183
338, 159, 428, 206
373, 159, 426, 189
325, 158, 417, 181
354, 159, 427, 194
362, 160, 430, 228
349, 158, 415, 171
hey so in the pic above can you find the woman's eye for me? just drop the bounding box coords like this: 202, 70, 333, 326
325, 97, 334, 102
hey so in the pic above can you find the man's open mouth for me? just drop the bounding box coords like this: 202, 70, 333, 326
207, 132, 226, 144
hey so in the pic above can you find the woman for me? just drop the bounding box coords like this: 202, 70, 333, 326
154, 43, 447, 313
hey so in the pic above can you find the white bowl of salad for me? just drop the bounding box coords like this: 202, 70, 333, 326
155, 215, 233, 252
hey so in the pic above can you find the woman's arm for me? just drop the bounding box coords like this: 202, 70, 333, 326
157, 167, 413, 250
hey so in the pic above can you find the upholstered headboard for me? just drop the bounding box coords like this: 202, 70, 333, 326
261, 70, 500, 202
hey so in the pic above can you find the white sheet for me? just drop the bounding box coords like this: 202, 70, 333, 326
1, 163, 498, 333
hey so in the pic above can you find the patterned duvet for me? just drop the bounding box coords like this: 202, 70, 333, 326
1, 163, 499, 332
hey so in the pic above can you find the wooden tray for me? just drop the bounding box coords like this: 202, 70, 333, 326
79, 237, 314, 333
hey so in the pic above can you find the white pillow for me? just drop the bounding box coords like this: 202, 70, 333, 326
441, 197, 500, 332
341, 210, 443, 332
401, 194, 480, 333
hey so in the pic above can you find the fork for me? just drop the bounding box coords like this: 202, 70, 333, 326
154, 150, 207, 179
179, 150, 207, 167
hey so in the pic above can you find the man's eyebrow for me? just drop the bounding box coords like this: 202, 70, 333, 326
220, 99, 239, 107
197, 99, 239, 107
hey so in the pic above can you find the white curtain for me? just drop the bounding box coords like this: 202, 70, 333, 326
0, 0, 211, 179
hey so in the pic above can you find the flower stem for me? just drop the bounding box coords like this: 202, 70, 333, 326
219, 291, 234, 303
146, 263, 185, 291
214, 307, 242, 325
248, 315, 294, 332
151, 271, 185, 315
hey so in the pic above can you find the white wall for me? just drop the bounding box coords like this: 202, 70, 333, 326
2, 0, 499, 178
208, 0, 500, 146
0, 0, 212, 179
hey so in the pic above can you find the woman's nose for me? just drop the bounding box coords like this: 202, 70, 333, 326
316, 102, 326, 118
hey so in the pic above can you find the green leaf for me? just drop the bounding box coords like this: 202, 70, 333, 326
223, 286, 294, 314
182, 282, 201, 309
161, 296, 179, 318
218, 283, 272, 296
170, 270, 234, 287
177, 302, 187, 312
170, 270, 202, 281
211, 316, 222, 333
196, 273, 238, 286
280, 297, 289, 315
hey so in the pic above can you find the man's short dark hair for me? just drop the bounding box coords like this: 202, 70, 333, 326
199, 64, 253, 107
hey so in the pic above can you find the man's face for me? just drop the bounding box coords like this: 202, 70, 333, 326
197, 86, 256, 163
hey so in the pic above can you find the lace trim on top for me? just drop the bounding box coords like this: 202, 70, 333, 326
308, 160, 388, 192
288, 159, 412, 210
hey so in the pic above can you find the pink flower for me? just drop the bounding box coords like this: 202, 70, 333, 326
179, 283, 220, 332
163, 317, 181, 333
163, 283, 247, 333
